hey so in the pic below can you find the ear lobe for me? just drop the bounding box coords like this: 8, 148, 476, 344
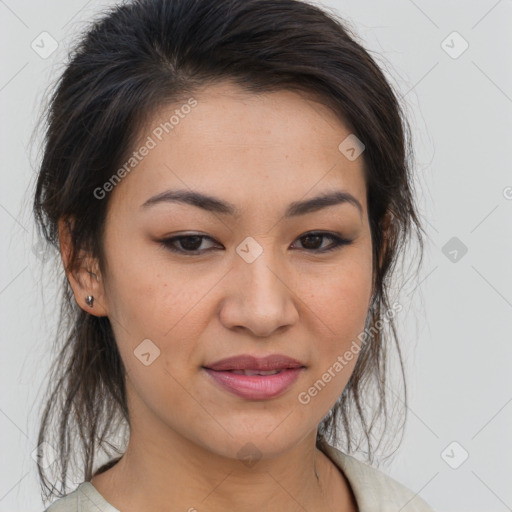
57, 216, 109, 317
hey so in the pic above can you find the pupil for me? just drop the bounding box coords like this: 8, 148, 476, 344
181, 236, 202, 250
302, 234, 321, 249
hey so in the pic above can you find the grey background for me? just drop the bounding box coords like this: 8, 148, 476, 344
1, 0, 511, 510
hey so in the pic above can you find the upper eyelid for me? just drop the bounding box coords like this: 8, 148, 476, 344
165, 231, 343, 242
161, 231, 351, 251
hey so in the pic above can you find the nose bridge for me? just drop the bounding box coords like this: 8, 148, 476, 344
236, 235, 284, 302
220, 235, 298, 336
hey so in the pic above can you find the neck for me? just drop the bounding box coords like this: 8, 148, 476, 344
90, 386, 357, 512
96, 433, 333, 512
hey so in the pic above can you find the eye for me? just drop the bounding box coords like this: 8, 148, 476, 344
292, 231, 353, 253
159, 231, 352, 256
160, 234, 219, 254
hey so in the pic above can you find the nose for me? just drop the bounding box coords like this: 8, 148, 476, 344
218, 247, 299, 338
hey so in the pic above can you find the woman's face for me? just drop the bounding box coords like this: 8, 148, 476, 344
95, 82, 373, 460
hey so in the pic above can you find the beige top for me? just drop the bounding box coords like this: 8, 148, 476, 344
44, 442, 435, 511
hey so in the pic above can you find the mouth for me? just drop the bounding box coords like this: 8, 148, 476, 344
202, 354, 306, 400
204, 354, 305, 372
228, 369, 284, 376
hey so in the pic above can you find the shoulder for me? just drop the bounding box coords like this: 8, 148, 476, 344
318, 441, 436, 512
43, 488, 78, 512
43, 482, 119, 512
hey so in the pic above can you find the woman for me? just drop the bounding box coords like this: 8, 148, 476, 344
33, 0, 433, 510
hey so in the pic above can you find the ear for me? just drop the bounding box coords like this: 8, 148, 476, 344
57, 216, 109, 317
371, 211, 392, 301
378, 210, 393, 268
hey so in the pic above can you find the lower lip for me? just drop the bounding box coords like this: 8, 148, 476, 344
203, 368, 304, 400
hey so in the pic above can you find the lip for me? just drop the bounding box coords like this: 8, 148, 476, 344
203, 354, 306, 400
204, 354, 305, 371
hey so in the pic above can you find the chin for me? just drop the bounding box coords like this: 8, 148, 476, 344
192, 414, 316, 463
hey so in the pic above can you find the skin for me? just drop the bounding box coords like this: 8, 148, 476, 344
59, 81, 377, 512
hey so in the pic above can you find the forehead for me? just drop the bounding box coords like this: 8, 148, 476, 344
107, 82, 367, 219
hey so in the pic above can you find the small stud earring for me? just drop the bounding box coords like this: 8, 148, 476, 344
85, 295, 94, 307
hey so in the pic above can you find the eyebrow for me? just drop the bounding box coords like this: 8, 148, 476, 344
140, 189, 363, 219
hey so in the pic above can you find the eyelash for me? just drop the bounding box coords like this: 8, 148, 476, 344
159, 231, 352, 256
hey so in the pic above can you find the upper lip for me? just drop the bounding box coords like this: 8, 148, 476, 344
204, 354, 305, 371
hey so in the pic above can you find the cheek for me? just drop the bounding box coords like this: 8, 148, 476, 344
296, 255, 372, 402
102, 232, 196, 337
302, 254, 373, 341
102, 245, 217, 400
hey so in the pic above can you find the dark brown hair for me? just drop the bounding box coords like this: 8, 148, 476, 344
33, 0, 425, 502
